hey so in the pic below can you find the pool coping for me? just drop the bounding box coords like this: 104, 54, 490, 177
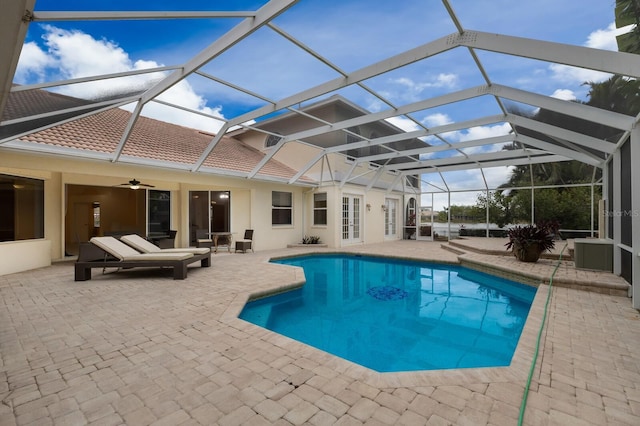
221, 251, 549, 388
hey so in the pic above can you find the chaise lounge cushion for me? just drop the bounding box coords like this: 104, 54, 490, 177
90, 237, 193, 261
76, 237, 211, 281
120, 234, 210, 255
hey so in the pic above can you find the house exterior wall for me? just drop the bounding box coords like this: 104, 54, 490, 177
303, 184, 403, 248
0, 239, 51, 276
272, 142, 324, 178
1, 144, 409, 276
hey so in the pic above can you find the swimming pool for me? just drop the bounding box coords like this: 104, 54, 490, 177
239, 253, 536, 373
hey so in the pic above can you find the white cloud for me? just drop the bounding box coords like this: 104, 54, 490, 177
14, 42, 55, 82
140, 82, 226, 130
15, 26, 226, 133
456, 123, 511, 142
384, 116, 421, 132
586, 22, 634, 50
42, 25, 132, 77
432, 122, 511, 148
422, 113, 452, 128
450, 123, 512, 155
550, 89, 576, 101
482, 165, 515, 188
548, 21, 628, 90
384, 112, 455, 134
549, 63, 611, 86
387, 74, 459, 102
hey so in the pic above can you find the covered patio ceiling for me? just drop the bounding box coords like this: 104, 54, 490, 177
0, 0, 638, 190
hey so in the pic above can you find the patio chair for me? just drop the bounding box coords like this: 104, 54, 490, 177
75, 236, 210, 281
196, 229, 213, 249
120, 234, 210, 255
235, 229, 254, 253
156, 229, 177, 249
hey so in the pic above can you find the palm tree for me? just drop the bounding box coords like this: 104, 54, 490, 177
616, 0, 640, 53
585, 75, 640, 117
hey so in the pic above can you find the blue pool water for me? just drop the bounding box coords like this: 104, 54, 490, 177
239, 254, 536, 372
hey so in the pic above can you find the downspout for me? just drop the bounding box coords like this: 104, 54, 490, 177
302, 187, 315, 244
447, 191, 451, 241
591, 166, 597, 238
530, 163, 535, 224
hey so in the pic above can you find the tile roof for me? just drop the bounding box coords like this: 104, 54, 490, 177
1, 87, 112, 141
2, 86, 94, 121
11, 93, 311, 182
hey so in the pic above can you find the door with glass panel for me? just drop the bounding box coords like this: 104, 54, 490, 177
188, 190, 230, 245
341, 194, 362, 244
384, 198, 398, 238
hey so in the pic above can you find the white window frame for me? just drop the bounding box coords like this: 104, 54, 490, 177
313, 192, 327, 226
272, 191, 293, 226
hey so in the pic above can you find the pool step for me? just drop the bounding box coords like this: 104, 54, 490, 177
447, 239, 573, 261
440, 243, 465, 255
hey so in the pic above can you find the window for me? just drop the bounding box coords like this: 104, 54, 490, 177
265, 133, 283, 148
148, 190, 171, 237
345, 126, 362, 144
0, 174, 44, 242
313, 192, 327, 225
272, 191, 292, 225
345, 126, 364, 158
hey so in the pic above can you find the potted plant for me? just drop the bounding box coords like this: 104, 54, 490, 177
505, 221, 558, 262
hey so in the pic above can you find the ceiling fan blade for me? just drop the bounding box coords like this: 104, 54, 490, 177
113, 179, 154, 188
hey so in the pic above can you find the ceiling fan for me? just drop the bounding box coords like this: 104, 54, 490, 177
117, 179, 155, 190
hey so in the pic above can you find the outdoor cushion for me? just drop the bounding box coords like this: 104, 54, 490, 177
90, 236, 193, 261
121, 234, 209, 255
121, 252, 192, 261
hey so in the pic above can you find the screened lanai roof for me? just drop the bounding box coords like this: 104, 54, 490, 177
1, 0, 639, 190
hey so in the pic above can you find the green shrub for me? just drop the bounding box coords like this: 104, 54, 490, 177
301, 235, 321, 244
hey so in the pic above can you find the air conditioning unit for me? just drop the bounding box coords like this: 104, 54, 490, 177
573, 239, 613, 272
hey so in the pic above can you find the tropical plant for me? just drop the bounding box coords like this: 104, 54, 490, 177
301, 235, 321, 244
616, 0, 640, 54
505, 221, 557, 262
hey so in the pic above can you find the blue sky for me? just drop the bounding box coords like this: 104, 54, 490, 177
14, 0, 631, 205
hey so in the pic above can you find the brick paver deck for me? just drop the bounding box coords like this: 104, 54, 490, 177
1, 240, 638, 425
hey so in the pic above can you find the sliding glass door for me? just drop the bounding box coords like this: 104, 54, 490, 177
189, 190, 230, 245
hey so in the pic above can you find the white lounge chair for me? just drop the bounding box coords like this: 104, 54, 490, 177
120, 234, 210, 255
75, 236, 210, 281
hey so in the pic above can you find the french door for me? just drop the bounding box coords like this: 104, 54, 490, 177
342, 194, 362, 244
384, 198, 398, 238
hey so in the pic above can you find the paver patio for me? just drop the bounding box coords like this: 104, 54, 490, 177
1, 240, 639, 425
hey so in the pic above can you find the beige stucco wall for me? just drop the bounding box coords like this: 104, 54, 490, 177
177, 180, 305, 251
0, 148, 408, 275
0, 163, 61, 264
0, 150, 310, 268
303, 184, 403, 248
272, 142, 324, 177
0, 239, 51, 275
